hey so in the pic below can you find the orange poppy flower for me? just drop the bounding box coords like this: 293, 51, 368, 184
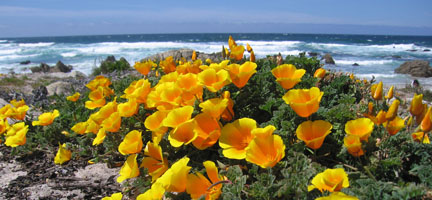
154, 157, 191, 193
308, 168, 349, 193
314, 68, 326, 79
136, 183, 165, 200
410, 93, 424, 116
162, 106, 194, 128
66, 92, 80, 102
144, 110, 169, 143
344, 135, 364, 157
192, 50, 197, 61
134, 60, 157, 76
192, 113, 221, 150
10, 105, 29, 121
230, 45, 245, 61
385, 86, 394, 100
296, 120, 333, 150
421, 106, 432, 132
140, 141, 169, 182
198, 68, 230, 93
282, 87, 324, 118
168, 119, 198, 148
0, 118, 9, 135
385, 99, 400, 121
10, 99, 26, 108
219, 118, 257, 159
246, 125, 285, 168
186, 161, 225, 200
32, 109, 60, 126
272, 64, 306, 90
92, 128, 106, 145
316, 192, 359, 200
159, 56, 176, 74
118, 130, 143, 155
371, 81, 383, 100
345, 118, 374, 142
228, 35, 237, 49
147, 82, 183, 110
250, 50, 256, 62
371, 110, 387, 125
225, 62, 257, 88
412, 132, 430, 144
220, 91, 234, 121
384, 116, 405, 136
117, 154, 140, 183
71, 122, 88, 135
122, 79, 151, 104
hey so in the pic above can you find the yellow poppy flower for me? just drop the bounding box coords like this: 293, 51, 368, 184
147, 82, 183, 110
0, 118, 9, 134
92, 128, 106, 146
168, 119, 197, 147
296, 120, 333, 150
384, 116, 405, 135
344, 135, 364, 157
199, 98, 228, 120
117, 154, 140, 183
85, 118, 100, 134
186, 161, 225, 200
134, 60, 157, 76
371, 81, 383, 100
144, 110, 169, 143
314, 68, 326, 79
229, 45, 245, 61
10, 99, 26, 108
412, 132, 430, 144
198, 68, 230, 93
219, 118, 257, 159
32, 109, 60, 126
246, 125, 286, 168
308, 168, 349, 193
192, 50, 197, 61
385, 99, 400, 121
71, 122, 88, 135
140, 141, 169, 182
228, 35, 237, 49
86, 75, 112, 91
282, 87, 324, 118
136, 183, 165, 200
54, 143, 72, 165
225, 62, 257, 88
118, 98, 138, 117
154, 157, 191, 193
385, 86, 394, 100
66, 92, 80, 102
10, 105, 29, 121
118, 130, 143, 155
315, 192, 359, 200
102, 112, 121, 133
192, 113, 221, 150
162, 106, 194, 128
102, 192, 123, 200
410, 93, 424, 116
4, 122, 28, 147
250, 50, 256, 62
345, 118, 374, 142
122, 79, 151, 104
375, 110, 387, 125
272, 64, 306, 90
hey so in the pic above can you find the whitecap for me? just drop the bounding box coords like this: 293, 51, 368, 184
61, 52, 77, 57
18, 42, 55, 47
336, 60, 394, 65
0, 40, 7, 43
356, 73, 398, 78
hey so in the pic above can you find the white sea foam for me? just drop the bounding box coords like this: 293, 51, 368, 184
18, 42, 55, 47
0, 54, 38, 61
236, 40, 302, 47
336, 60, 394, 65
356, 73, 398, 79
61, 52, 77, 57
0, 49, 19, 55
0, 40, 7, 43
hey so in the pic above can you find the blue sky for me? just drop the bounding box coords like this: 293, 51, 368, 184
1, 0, 432, 37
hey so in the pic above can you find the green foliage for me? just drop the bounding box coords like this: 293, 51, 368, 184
92, 57, 131, 75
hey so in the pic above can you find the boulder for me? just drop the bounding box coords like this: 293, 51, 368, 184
32, 86, 48, 102
308, 52, 319, 57
51, 61, 73, 73
46, 81, 72, 96
352, 63, 360, 66
20, 60, 31, 65
322, 53, 335, 64
143, 49, 224, 63
424, 49, 431, 52
394, 60, 432, 77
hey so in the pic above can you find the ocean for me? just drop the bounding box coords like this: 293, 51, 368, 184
1, 33, 432, 87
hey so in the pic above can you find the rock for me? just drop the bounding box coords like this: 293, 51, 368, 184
105, 55, 116, 63
143, 49, 224, 63
353, 63, 360, 66
322, 53, 335, 64
19, 60, 31, 65
308, 52, 319, 57
406, 49, 417, 52
51, 61, 72, 73
30, 63, 51, 73
46, 81, 72, 96
32, 86, 48, 102
0, 98, 8, 107
392, 55, 402, 59
424, 49, 431, 52
394, 60, 432, 77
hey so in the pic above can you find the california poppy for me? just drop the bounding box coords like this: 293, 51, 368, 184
154, 157, 191, 193
219, 118, 257, 159
296, 120, 332, 149
345, 118, 374, 142
385, 86, 394, 100
343, 135, 364, 157
313, 68, 326, 79
32, 109, 60, 126
371, 81, 383, 100
117, 154, 140, 183
4, 122, 28, 147
385, 99, 400, 121
54, 143, 72, 165
66, 92, 80, 102
412, 132, 430, 144
282, 87, 324, 118
384, 116, 405, 135
198, 68, 230, 93
308, 168, 349, 193
140, 141, 169, 182
186, 161, 225, 200
272, 64, 306, 90
192, 113, 221, 150
118, 130, 143, 155
410, 93, 424, 116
